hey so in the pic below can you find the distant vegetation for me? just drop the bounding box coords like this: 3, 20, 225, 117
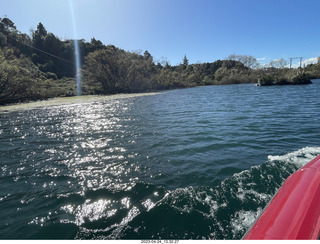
1, 17, 319, 105
258, 73, 312, 86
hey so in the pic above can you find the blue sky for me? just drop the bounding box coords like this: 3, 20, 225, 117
1, 0, 320, 66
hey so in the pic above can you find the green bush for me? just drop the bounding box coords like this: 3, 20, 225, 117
258, 76, 274, 86
291, 73, 312, 84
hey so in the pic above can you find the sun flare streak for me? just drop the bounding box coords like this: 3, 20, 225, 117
69, 0, 82, 96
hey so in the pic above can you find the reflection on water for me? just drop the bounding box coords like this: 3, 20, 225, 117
0, 94, 168, 238
36, 100, 142, 195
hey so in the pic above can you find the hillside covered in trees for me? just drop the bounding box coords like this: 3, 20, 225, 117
1, 17, 319, 105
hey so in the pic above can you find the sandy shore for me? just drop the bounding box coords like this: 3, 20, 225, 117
0, 92, 161, 113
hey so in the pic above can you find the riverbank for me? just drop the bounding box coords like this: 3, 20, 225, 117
0, 92, 161, 113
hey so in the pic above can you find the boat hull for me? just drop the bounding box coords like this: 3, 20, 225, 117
244, 154, 320, 240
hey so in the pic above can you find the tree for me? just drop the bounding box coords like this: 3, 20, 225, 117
269, 58, 287, 69
88, 37, 105, 52
0, 17, 16, 32
278, 58, 288, 69
0, 48, 43, 104
44, 33, 63, 54
0, 18, 17, 47
183, 55, 189, 67
35, 22, 47, 37
143, 50, 152, 61
32, 22, 48, 54
0, 32, 7, 46
226, 54, 257, 69
83, 47, 123, 94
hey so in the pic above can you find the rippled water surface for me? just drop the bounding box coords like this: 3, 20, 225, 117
1, 81, 320, 239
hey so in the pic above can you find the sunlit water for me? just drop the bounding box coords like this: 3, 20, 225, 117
1, 80, 320, 239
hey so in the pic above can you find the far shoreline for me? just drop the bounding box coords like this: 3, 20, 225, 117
1, 78, 319, 113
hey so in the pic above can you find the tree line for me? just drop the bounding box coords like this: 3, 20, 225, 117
1, 16, 319, 105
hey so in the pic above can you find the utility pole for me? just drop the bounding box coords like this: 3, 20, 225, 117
289, 57, 303, 69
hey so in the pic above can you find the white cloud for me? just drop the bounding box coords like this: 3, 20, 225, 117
257, 56, 268, 61
303, 57, 318, 65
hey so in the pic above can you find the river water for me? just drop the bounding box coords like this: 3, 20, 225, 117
1, 80, 320, 239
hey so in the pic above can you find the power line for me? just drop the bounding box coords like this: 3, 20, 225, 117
289, 57, 303, 69
3, 32, 74, 65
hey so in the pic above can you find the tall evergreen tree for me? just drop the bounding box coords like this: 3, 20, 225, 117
183, 55, 189, 68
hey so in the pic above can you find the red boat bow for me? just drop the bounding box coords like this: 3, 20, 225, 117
244, 154, 320, 240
